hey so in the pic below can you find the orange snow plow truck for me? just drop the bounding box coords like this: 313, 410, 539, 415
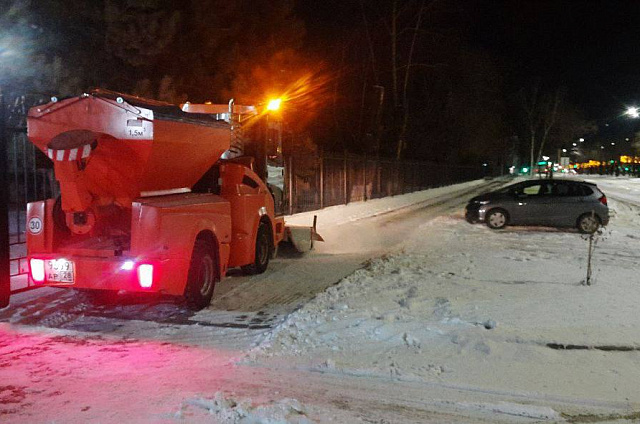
24, 89, 304, 309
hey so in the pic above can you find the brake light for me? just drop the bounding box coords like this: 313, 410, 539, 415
599, 195, 607, 206
137, 264, 154, 288
30, 259, 45, 283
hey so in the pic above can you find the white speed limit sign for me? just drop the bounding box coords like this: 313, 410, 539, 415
28, 217, 43, 235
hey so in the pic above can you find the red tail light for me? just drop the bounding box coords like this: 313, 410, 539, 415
137, 264, 154, 288
30, 259, 46, 283
599, 195, 607, 206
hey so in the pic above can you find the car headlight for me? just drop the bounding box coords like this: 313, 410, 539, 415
477, 200, 490, 205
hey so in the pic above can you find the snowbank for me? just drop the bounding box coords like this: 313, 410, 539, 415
284, 178, 492, 227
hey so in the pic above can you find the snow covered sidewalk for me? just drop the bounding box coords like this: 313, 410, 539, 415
251, 185, 640, 418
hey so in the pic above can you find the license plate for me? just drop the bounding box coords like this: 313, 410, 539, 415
45, 259, 75, 284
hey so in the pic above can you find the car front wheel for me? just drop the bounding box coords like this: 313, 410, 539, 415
486, 209, 508, 230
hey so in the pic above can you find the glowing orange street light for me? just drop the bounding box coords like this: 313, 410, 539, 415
266, 98, 282, 111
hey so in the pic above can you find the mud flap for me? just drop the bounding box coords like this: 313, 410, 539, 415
284, 215, 324, 253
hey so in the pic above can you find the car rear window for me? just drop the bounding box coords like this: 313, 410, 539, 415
579, 185, 594, 196
553, 183, 583, 196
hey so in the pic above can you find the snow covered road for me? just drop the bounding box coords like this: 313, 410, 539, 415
0, 178, 503, 350
2, 176, 640, 423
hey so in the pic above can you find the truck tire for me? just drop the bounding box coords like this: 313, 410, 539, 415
185, 239, 218, 310
241, 221, 271, 275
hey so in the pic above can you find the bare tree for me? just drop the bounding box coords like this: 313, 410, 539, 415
521, 83, 543, 175
358, 0, 444, 160
395, 0, 427, 159
520, 84, 564, 175
536, 88, 564, 164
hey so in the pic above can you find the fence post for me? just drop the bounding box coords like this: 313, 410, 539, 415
377, 158, 381, 199
343, 152, 348, 205
411, 162, 416, 192
0, 91, 11, 307
287, 155, 294, 215
319, 151, 324, 209
399, 159, 405, 195
363, 154, 367, 201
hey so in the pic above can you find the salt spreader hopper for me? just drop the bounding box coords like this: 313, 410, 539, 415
24, 89, 316, 309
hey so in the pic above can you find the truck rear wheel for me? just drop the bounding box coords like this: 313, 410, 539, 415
185, 239, 218, 310
241, 221, 271, 275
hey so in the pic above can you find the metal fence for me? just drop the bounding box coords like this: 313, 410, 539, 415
1, 93, 58, 299
284, 153, 484, 214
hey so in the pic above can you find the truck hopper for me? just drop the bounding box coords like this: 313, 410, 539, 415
28, 89, 232, 217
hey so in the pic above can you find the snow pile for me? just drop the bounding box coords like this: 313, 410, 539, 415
176, 392, 313, 424
251, 217, 510, 379
284, 178, 489, 227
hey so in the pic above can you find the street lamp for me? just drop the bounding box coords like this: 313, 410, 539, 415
626, 107, 639, 118
266, 98, 282, 112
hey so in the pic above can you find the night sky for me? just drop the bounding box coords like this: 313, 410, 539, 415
471, 1, 640, 122
5, 0, 640, 161
300, 0, 640, 122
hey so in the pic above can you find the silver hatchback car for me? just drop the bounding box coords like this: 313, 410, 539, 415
465, 179, 609, 233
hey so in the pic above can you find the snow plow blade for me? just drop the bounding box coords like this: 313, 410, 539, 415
283, 215, 323, 253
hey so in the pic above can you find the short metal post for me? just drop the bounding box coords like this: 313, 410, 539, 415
0, 90, 11, 307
